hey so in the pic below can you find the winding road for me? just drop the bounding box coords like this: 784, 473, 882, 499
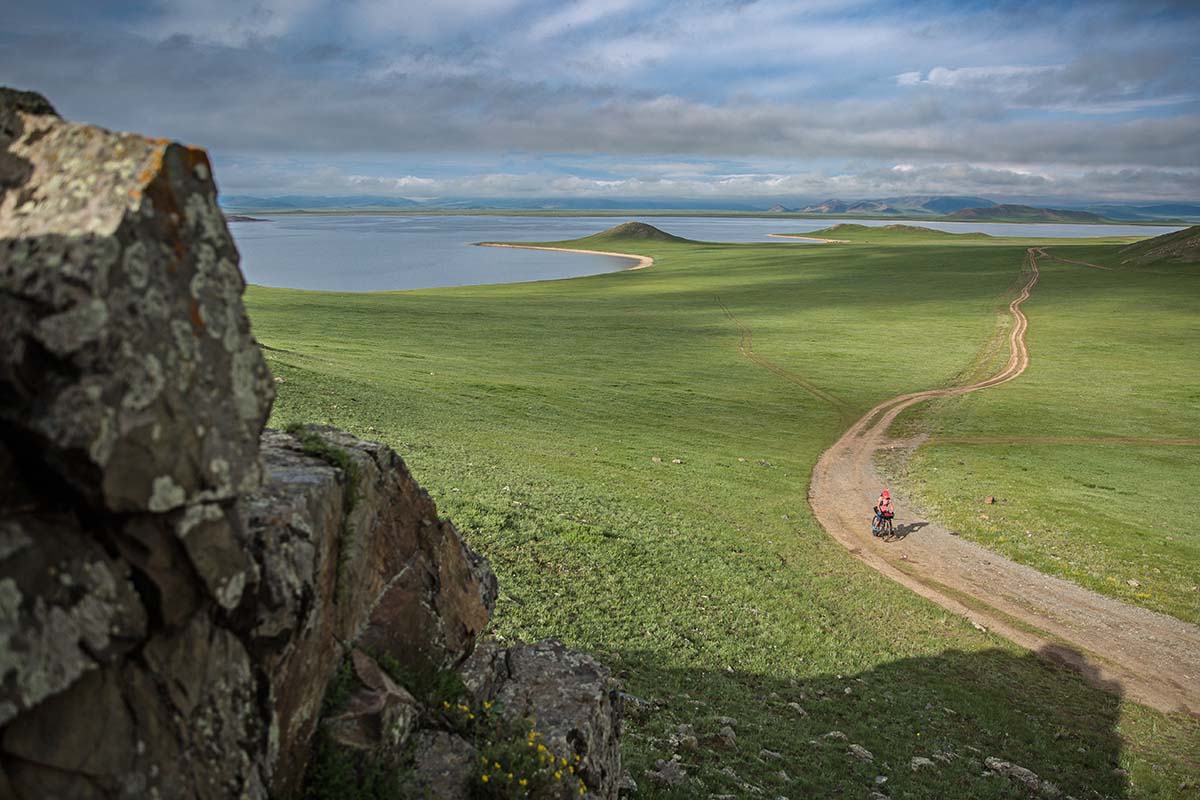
807, 248, 1200, 715
530, 235, 1200, 714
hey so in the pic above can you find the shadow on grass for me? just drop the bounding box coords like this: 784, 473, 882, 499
613, 643, 1129, 799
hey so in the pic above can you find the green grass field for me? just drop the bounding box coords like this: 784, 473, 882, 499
890, 244, 1200, 625
245, 226, 1199, 798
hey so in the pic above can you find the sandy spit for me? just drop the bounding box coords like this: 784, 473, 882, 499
474, 242, 653, 270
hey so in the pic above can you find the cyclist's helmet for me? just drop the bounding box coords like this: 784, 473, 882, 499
881, 490, 890, 498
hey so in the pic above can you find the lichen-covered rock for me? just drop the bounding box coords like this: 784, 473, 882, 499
0, 86, 610, 800
461, 639, 623, 799
240, 427, 497, 794
407, 730, 478, 800
0, 514, 146, 726
0, 88, 273, 513
1, 616, 268, 800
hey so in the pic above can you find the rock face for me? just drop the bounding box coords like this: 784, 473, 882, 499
0, 88, 607, 798
460, 639, 623, 798
0, 88, 273, 513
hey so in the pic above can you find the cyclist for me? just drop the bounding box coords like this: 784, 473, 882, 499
873, 489, 894, 534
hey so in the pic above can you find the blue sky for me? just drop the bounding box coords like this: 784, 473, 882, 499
3, 0, 1198, 203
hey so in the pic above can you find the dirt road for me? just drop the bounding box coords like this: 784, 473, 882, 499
808, 248, 1200, 716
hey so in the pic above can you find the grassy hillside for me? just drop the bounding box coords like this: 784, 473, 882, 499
569, 220, 694, 243
1116, 224, 1200, 265
245, 224, 1198, 798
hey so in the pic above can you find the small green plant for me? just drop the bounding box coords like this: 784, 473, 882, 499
435, 701, 586, 799
370, 653, 588, 798
320, 657, 356, 718
300, 656, 405, 800
301, 734, 401, 800
299, 652, 586, 800
372, 651, 468, 711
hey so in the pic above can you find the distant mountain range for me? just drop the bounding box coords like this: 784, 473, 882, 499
1075, 203, 1200, 222
782, 195, 997, 215
219, 193, 1200, 223
945, 204, 1106, 223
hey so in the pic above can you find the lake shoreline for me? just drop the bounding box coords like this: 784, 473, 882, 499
228, 214, 1180, 292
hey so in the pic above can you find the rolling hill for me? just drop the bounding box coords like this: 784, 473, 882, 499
557, 220, 693, 246
1118, 225, 1200, 264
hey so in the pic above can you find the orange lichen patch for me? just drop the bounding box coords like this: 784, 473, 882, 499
137, 145, 167, 187
141, 147, 187, 273
189, 297, 205, 329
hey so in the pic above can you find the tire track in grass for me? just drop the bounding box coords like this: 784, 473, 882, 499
1035, 247, 1113, 271
928, 435, 1200, 446
808, 248, 1200, 716
716, 297, 854, 422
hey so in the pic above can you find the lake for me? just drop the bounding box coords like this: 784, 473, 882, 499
228, 214, 1182, 292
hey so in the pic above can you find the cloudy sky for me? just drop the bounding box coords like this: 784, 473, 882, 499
3, 0, 1198, 204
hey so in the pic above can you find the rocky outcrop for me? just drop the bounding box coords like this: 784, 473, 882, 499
0, 88, 617, 799
460, 639, 623, 797
0, 88, 273, 514
238, 426, 500, 795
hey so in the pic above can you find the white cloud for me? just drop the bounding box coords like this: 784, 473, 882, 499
346, 0, 529, 41
214, 158, 1200, 203
527, 0, 639, 41
897, 61, 1199, 114
7, 0, 1198, 204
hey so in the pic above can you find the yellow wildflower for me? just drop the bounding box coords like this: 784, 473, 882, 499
493, 762, 501, 770
481, 775, 489, 783
519, 779, 527, 787
555, 771, 562, 779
